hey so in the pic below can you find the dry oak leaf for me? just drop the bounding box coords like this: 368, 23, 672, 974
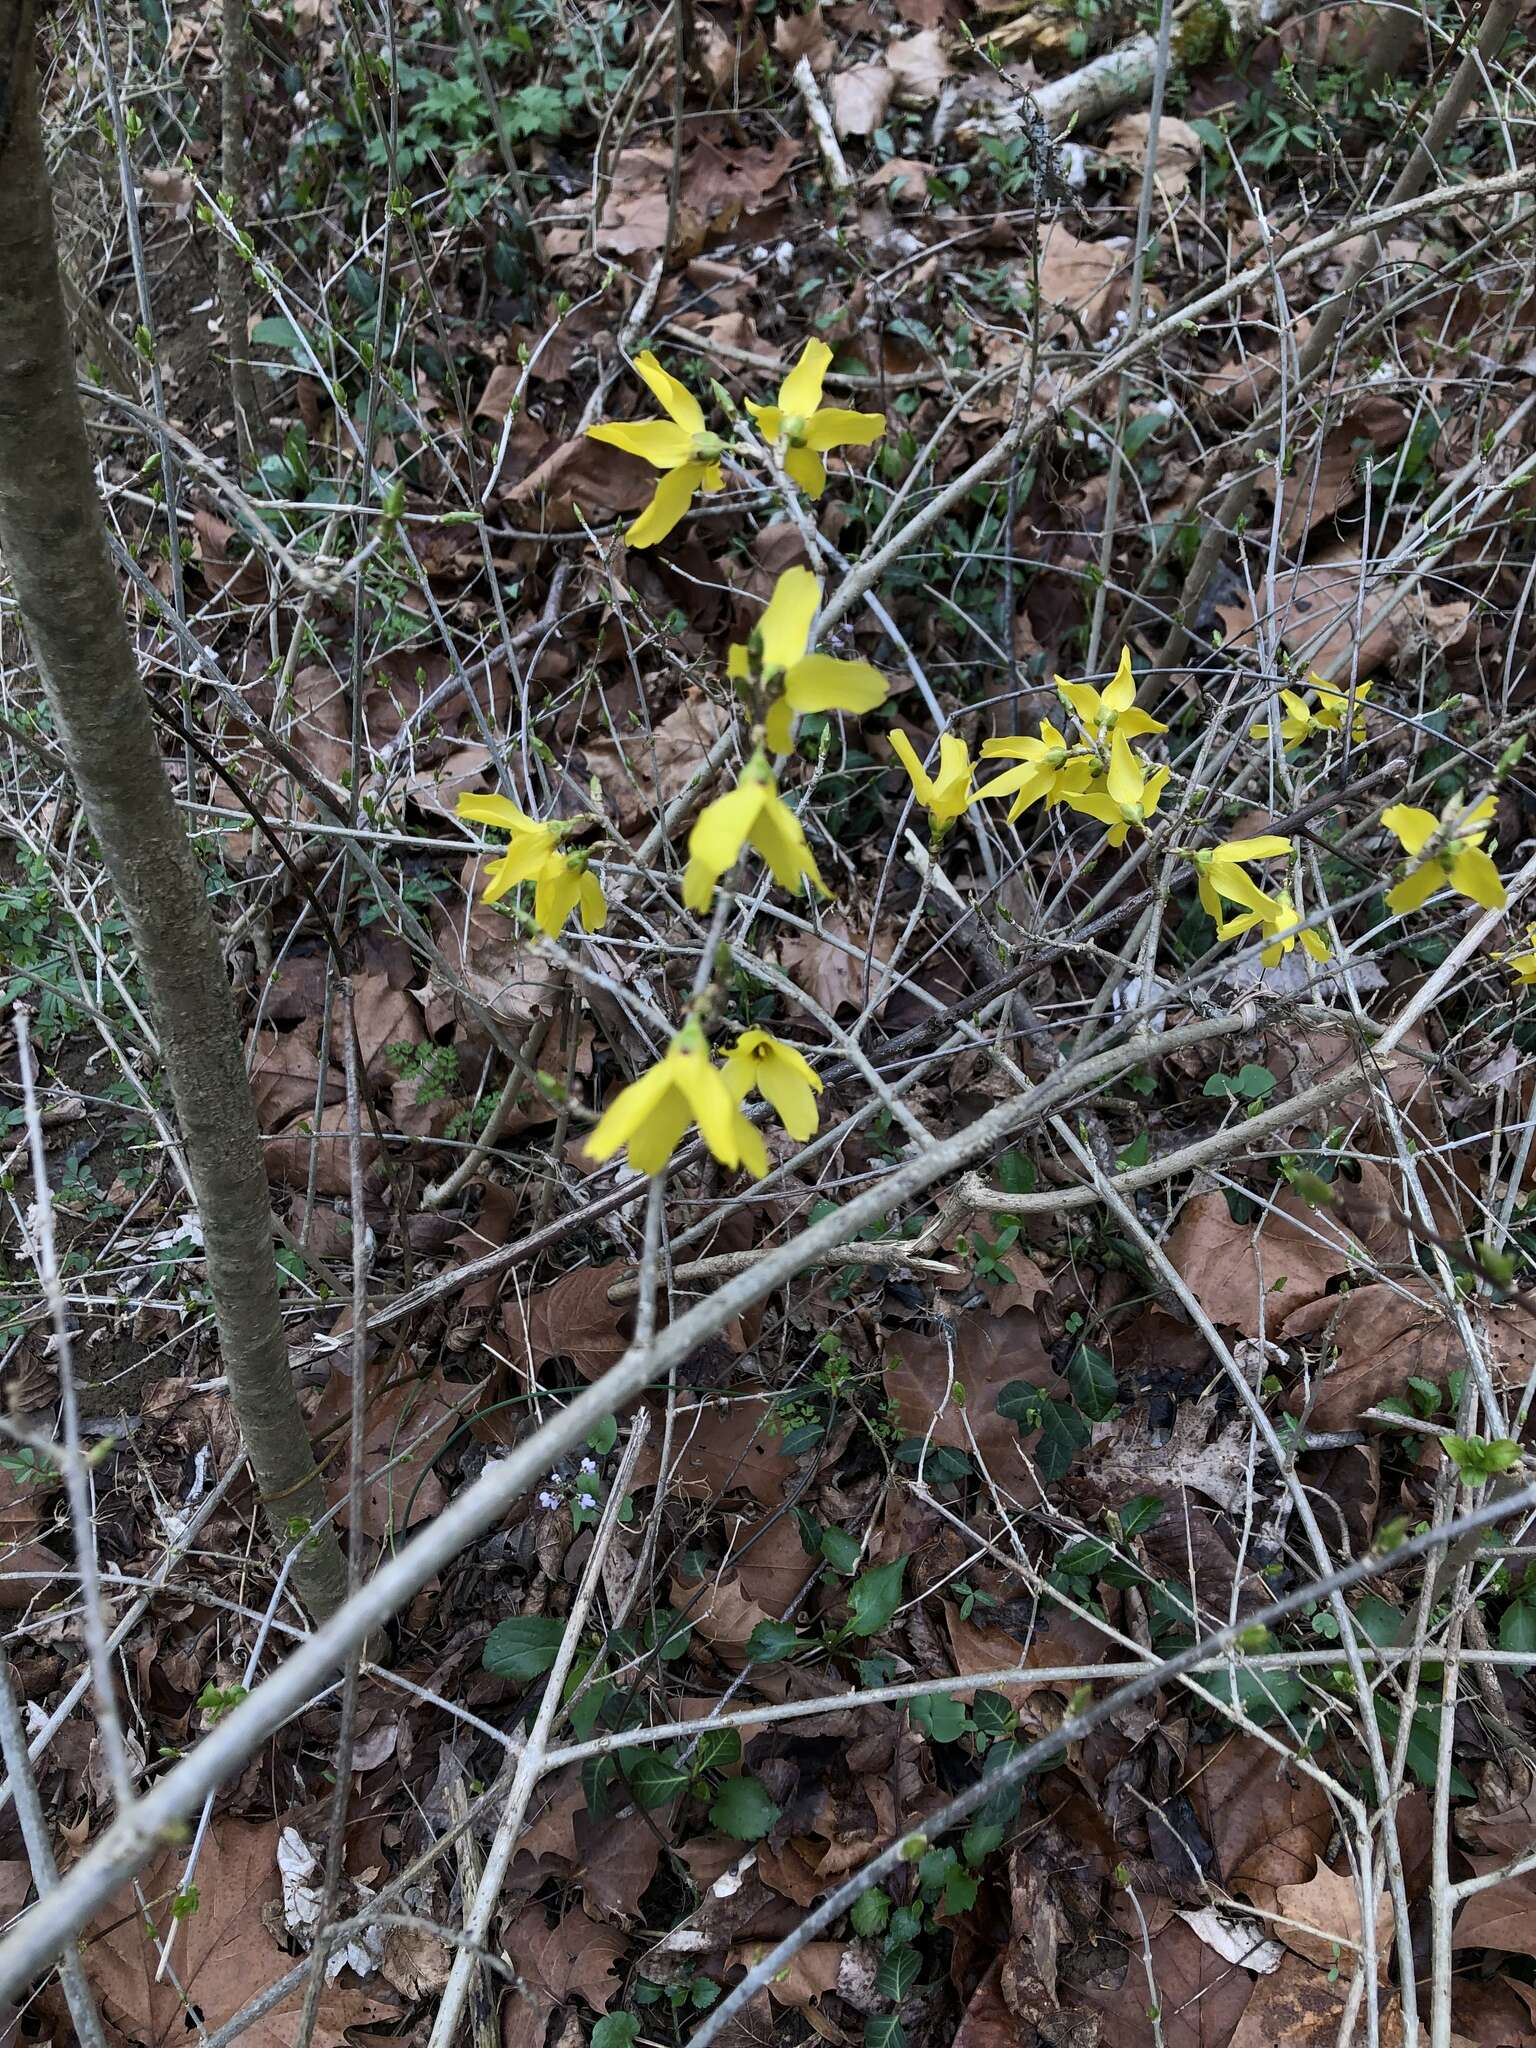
774, 2, 833, 70
1186, 1737, 1332, 1916
512, 1264, 632, 1384
1104, 110, 1203, 201
1272, 1861, 1392, 1971
313, 1356, 472, 1540
585, 690, 731, 837
637, 1396, 800, 1509
0, 1459, 66, 1613
776, 911, 894, 1019
1069, 1909, 1256, 2048
1214, 546, 1404, 676
1077, 1400, 1254, 1517
1228, 1952, 1414, 2048
248, 1017, 336, 1130
429, 851, 565, 1029
502, 1904, 627, 2048
1164, 1189, 1361, 1339
1454, 1974, 1536, 2047
727, 1942, 847, 2010
883, 1305, 1057, 1479
1036, 227, 1130, 340
263, 1098, 381, 1197
885, 26, 951, 99
1278, 1279, 1496, 1432
1452, 1861, 1536, 1962
832, 60, 895, 137
671, 1570, 777, 1668
82, 1821, 396, 2048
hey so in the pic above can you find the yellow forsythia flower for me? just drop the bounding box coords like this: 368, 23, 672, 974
1058, 647, 1167, 749
722, 1028, 823, 1141
585, 1022, 763, 1177
974, 718, 1094, 821
1310, 677, 1373, 740
586, 352, 725, 547
1252, 675, 1372, 750
1177, 834, 1295, 922
889, 730, 975, 833
457, 792, 563, 902
1500, 926, 1536, 986
1214, 876, 1330, 966
1064, 731, 1169, 848
745, 340, 885, 499
683, 754, 827, 912
1382, 796, 1506, 914
531, 850, 607, 939
1249, 688, 1319, 751
728, 566, 887, 754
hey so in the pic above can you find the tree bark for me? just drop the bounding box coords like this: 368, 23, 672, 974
0, 4, 346, 1621
218, 0, 260, 469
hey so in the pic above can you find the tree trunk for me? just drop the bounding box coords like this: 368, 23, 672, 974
218, 0, 260, 469
0, 4, 347, 1622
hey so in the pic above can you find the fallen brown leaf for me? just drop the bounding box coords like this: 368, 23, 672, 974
1272, 1860, 1391, 1970
1186, 1737, 1332, 1916
1037, 227, 1130, 340
83, 1820, 396, 2048
885, 26, 951, 100
1164, 1189, 1361, 1339
831, 61, 895, 138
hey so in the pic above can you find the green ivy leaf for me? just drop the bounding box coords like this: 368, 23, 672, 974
483, 1616, 566, 1682
746, 1619, 803, 1663
688, 1728, 743, 1777
963, 1818, 1005, 1867
1501, 1598, 1536, 1657
971, 1692, 1016, 1746
864, 2019, 907, 2048
624, 1750, 691, 1810
847, 1558, 907, 1637
851, 1888, 891, 1936
1116, 1494, 1164, 1537
591, 2017, 640, 2048
1057, 1537, 1113, 1577
708, 1774, 781, 1841
820, 1525, 862, 1575
1067, 1342, 1117, 1422
909, 1693, 971, 1743
875, 1947, 921, 2000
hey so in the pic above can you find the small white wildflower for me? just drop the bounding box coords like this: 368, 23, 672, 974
577, 1492, 598, 1510
579, 1457, 598, 1475
537, 1491, 560, 1511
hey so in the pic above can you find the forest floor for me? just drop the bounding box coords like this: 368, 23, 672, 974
4, 0, 1536, 2045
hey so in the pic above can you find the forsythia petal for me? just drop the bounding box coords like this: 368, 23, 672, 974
778, 339, 832, 418
628, 462, 710, 547
801, 407, 888, 452
673, 1051, 743, 1168
784, 445, 827, 498
1103, 646, 1136, 714
684, 783, 765, 910
783, 654, 887, 717
1385, 861, 1443, 915
758, 567, 820, 674
630, 350, 705, 435
586, 419, 696, 469
585, 1061, 678, 1165
1381, 804, 1440, 858
1449, 846, 1508, 910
